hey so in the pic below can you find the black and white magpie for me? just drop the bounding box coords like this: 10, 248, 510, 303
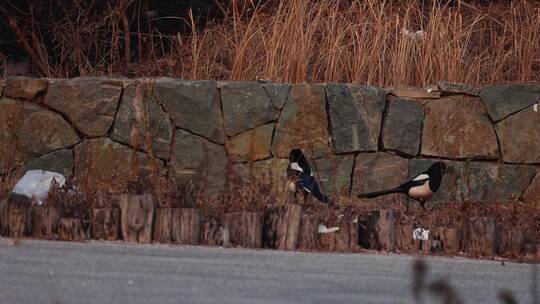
287, 149, 329, 204
357, 161, 447, 210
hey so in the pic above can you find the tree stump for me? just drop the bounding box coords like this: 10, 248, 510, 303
263, 204, 302, 250
91, 208, 121, 241
298, 214, 320, 250
171, 208, 200, 245
119, 194, 155, 243
3, 200, 31, 237
395, 224, 417, 252
359, 209, 395, 252
58, 218, 86, 241
31, 206, 60, 239
462, 217, 497, 257
497, 227, 523, 257
153, 208, 173, 243
222, 212, 263, 248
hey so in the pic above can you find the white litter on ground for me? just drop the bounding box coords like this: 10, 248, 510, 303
10, 170, 66, 205
318, 224, 340, 234
413, 227, 430, 241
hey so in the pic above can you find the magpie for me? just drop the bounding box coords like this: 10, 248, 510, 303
287, 149, 329, 204
357, 161, 447, 210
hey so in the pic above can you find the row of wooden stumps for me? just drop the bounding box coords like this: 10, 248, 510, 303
0, 195, 538, 261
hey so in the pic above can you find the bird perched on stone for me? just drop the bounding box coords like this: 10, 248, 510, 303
287, 149, 328, 204
357, 161, 447, 210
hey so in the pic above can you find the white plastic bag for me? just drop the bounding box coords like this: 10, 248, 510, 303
413, 227, 430, 241
11, 170, 66, 204
317, 224, 340, 234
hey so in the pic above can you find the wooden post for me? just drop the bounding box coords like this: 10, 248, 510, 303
395, 224, 416, 252
171, 208, 200, 245
119, 194, 155, 243
240, 212, 263, 248
350, 216, 360, 250
497, 227, 523, 257
222, 212, 242, 246
31, 206, 60, 239
319, 220, 359, 252
91, 208, 121, 241
359, 209, 396, 252
5, 200, 31, 237
298, 214, 320, 250
263, 204, 302, 250
524, 243, 540, 262
220, 224, 231, 247
0, 199, 10, 236
201, 218, 220, 246
222, 212, 263, 248
430, 227, 460, 254
153, 208, 173, 243
58, 218, 86, 241
462, 217, 497, 257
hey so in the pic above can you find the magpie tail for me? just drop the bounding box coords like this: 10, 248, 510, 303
357, 187, 405, 199
311, 186, 329, 204
315, 193, 329, 204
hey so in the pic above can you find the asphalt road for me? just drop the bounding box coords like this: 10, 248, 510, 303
0, 238, 538, 304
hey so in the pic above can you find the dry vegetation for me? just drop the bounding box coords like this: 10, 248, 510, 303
0, 0, 539, 85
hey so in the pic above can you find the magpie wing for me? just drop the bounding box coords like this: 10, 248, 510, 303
402, 173, 430, 188
299, 174, 328, 203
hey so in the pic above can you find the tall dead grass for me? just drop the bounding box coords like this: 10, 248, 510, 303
1, 0, 538, 85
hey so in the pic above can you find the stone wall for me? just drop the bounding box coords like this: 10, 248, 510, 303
1, 77, 539, 205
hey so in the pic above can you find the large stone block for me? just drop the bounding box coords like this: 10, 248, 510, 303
231, 158, 289, 192
409, 160, 537, 204
44, 77, 123, 137
263, 83, 291, 109
272, 84, 330, 158
314, 154, 354, 196
522, 173, 540, 206
4, 77, 48, 99
326, 84, 386, 153
381, 98, 423, 156
221, 82, 278, 136
170, 130, 227, 195
156, 80, 224, 144
480, 84, 540, 122
387, 85, 440, 99
0, 98, 80, 173
495, 105, 540, 164
352, 152, 409, 194
21, 149, 73, 177
437, 81, 479, 96
227, 123, 274, 162
110, 81, 172, 160
74, 138, 161, 191
421, 95, 498, 159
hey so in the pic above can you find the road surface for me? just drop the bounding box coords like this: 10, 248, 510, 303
0, 238, 538, 304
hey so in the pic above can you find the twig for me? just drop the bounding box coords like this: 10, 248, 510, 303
212, 0, 228, 21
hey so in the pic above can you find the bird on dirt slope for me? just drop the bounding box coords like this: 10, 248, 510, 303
287, 149, 329, 204
357, 161, 447, 210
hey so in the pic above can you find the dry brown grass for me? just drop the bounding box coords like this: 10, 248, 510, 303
1, 0, 539, 85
